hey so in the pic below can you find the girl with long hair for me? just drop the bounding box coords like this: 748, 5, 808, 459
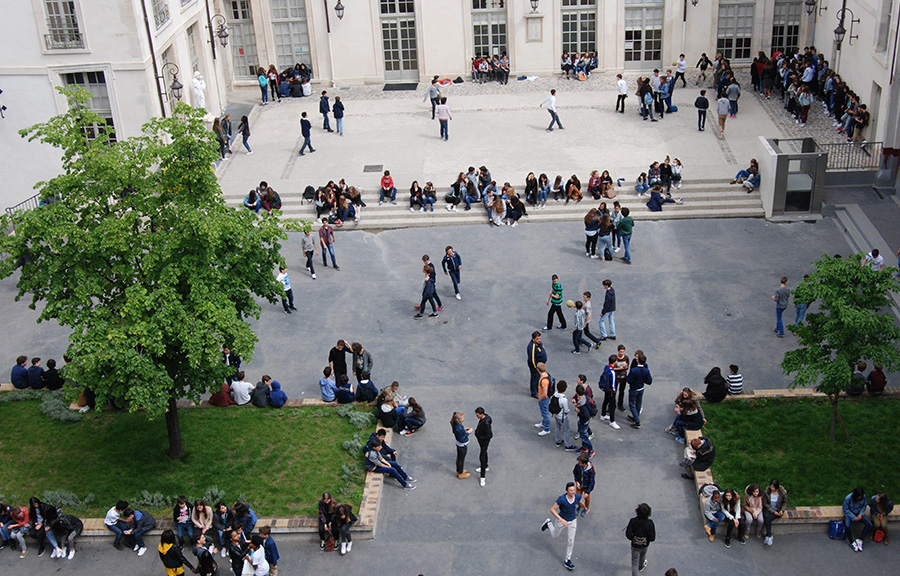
451, 412, 473, 479
583, 208, 600, 258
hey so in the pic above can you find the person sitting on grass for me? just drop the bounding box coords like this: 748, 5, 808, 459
843, 487, 872, 552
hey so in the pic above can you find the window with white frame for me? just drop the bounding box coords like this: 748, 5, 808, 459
875, 0, 894, 52
270, 0, 312, 70
62, 71, 116, 142
186, 23, 200, 73
227, 0, 259, 79
717, 3, 754, 61
44, 0, 83, 50
561, 0, 596, 55
152, 0, 170, 29
624, 0, 663, 68
472, 1, 507, 58
771, 2, 801, 55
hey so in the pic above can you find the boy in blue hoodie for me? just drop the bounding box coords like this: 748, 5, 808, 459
259, 525, 280, 575
268, 380, 287, 408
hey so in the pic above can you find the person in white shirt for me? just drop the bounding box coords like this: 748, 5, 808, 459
230, 372, 254, 405
275, 267, 295, 314
615, 74, 628, 113
540, 89, 563, 132
863, 248, 884, 271
248, 535, 269, 576
104, 500, 129, 550
675, 54, 688, 88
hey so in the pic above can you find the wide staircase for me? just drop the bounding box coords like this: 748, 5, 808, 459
223, 178, 764, 230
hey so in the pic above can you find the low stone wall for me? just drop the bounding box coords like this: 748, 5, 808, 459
686, 387, 900, 533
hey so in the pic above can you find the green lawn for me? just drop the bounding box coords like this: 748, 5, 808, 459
0, 400, 372, 517
702, 396, 900, 507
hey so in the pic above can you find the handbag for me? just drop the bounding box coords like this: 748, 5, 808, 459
873, 528, 885, 543
323, 533, 336, 551
241, 558, 255, 576
828, 519, 845, 540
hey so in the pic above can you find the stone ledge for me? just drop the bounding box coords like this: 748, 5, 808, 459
725, 386, 900, 400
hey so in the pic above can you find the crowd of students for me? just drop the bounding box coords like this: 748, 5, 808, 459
9, 355, 64, 390
471, 53, 511, 84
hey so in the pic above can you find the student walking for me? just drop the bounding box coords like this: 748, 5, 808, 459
301, 230, 319, 280
540, 482, 588, 571
318, 218, 338, 269
551, 380, 577, 450
423, 78, 441, 119
451, 412, 472, 479
275, 267, 296, 314
773, 276, 789, 337
716, 96, 730, 136
320, 90, 333, 132
695, 90, 709, 132
540, 89, 564, 131
581, 292, 602, 348
441, 246, 463, 299
420, 254, 443, 310
436, 97, 452, 141
626, 503, 656, 576
299, 112, 315, 155
571, 302, 593, 354
544, 274, 566, 331
237, 115, 252, 154
474, 407, 493, 487
414, 264, 439, 319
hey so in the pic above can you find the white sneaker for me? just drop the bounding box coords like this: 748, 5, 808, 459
609, 421, 621, 430
538, 430, 551, 436
851, 540, 859, 552
410, 207, 415, 212
446, 205, 452, 211
586, 252, 590, 257
856, 539, 863, 551
480, 478, 486, 487
340, 542, 347, 555
599, 415, 610, 421
511, 221, 517, 227
456, 293, 461, 300
347, 541, 352, 552
222, 548, 228, 558
614, 247, 621, 253
452, 206, 459, 212
535, 423, 544, 428
137, 547, 147, 556
68, 549, 75, 560
78, 405, 90, 413
134, 544, 140, 552
50, 548, 58, 559
419, 207, 424, 212
677, 182, 682, 189
311, 273, 317, 279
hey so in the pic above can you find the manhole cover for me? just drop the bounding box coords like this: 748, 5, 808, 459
363, 165, 383, 173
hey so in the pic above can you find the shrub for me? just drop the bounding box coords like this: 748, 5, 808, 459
133, 490, 173, 510
41, 489, 95, 510
342, 433, 366, 455
0, 389, 44, 402
202, 486, 226, 506
40, 390, 81, 422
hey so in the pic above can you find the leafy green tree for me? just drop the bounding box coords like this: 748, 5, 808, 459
782, 254, 900, 441
0, 88, 305, 458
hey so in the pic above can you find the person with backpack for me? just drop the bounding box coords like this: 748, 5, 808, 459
572, 453, 595, 517
598, 356, 620, 430
535, 362, 553, 437
550, 380, 577, 451
257, 68, 269, 105
626, 352, 652, 429
572, 384, 595, 457
626, 503, 656, 576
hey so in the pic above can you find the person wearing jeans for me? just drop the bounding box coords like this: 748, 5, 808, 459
124, 508, 156, 555
703, 491, 725, 541
540, 89, 564, 132
773, 276, 789, 337
762, 479, 787, 545
104, 500, 129, 550
367, 440, 416, 489
319, 218, 338, 269
442, 246, 462, 299
573, 386, 593, 456
571, 302, 593, 354
618, 208, 634, 264
626, 503, 655, 576
436, 96, 452, 141
301, 230, 318, 280
843, 487, 873, 550
599, 279, 616, 339
626, 352, 651, 428
535, 364, 551, 435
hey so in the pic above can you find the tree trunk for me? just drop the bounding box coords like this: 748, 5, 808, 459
165, 396, 185, 460
829, 395, 851, 443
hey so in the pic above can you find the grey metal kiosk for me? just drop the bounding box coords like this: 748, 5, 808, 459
757, 137, 827, 219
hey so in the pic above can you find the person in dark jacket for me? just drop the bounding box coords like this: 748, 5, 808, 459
702, 367, 728, 403
212, 502, 234, 553
173, 496, 194, 547
50, 514, 83, 560
682, 436, 715, 479
573, 452, 595, 516
28, 496, 60, 557
333, 96, 345, 136
350, 342, 374, 384
599, 279, 616, 340
474, 407, 493, 486
259, 525, 280, 572
123, 507, 156, 556
222, 347, 241, 385
11, 355, 29, 389
527, 331, 547, 398
355, 371, 378, 403
250, 378, 270, 407
158, 529, 195, 576
441, 245, 463, 299
268, 380, 287, 408
41, 359, 64, 390
332, 504, 357, 555
191, 533, 218, 576
414, 265, 438, 319
317, 494, 335, 549
451, 411, 472, 479
226, 527, 247, 575
27, 357, 45, 389
626, 503, 656, 576
233, 503, 256, 540
299, 111, 314, 155
319, 91, 333, 131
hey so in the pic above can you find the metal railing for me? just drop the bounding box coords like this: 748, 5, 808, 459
44, 32, 84, 50
819, 141, 884, 171
5, 193, 42, 218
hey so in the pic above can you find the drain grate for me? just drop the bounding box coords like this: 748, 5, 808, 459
363, 165, 383, 173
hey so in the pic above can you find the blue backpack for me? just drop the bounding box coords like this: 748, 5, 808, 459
828, 520, 846, 540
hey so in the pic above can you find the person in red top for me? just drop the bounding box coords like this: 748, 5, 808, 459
380, 170, 397, 205
9, 506, 31, 557
318, 218, 339, 270
867, 364, 886, 395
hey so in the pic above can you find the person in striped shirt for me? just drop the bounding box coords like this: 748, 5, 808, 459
727, 364, 744, 395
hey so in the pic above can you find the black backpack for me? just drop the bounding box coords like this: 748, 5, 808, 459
301, 185, 315, 204
548, 395, 561, 414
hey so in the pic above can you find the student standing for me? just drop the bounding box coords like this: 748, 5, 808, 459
573, 452, 595, 516
615, 74, 628, 113
259, 526, 279, 574
441, 246, 463, 299
275, 267, 296, 314
237, 115, 252, 155
318, 218, 338, 269
319, 90, 333, 132
772, 276, 789, 337
551, 380, 577, 450
540, 482, 588, 571
474, 407, 493, 487
526, 331, 547, 398
435, 97, 452, 141
626, 503, 656, 576
540, 89, 564, 132
333, 96, 344, 136
301, 230, 319, 280
618, 207, 634, 264
598, 356, 620, 429
222, 114, 233, 154
299, 112, 315, 155
423, 79, 441, 119
626, 352, 651, 428
694, 90, 709, 132
158, 529, 195, 576
451, 412, 472, 479
544, 274, 566, 331
716, 96, 730, 136
535, 362, 552, 436
599, 279, 616, 340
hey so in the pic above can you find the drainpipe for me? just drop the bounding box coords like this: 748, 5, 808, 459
140, 0, 166, 118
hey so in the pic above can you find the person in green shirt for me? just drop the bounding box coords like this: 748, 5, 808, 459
544, 274, 567, 331
617, 207, 635, 264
